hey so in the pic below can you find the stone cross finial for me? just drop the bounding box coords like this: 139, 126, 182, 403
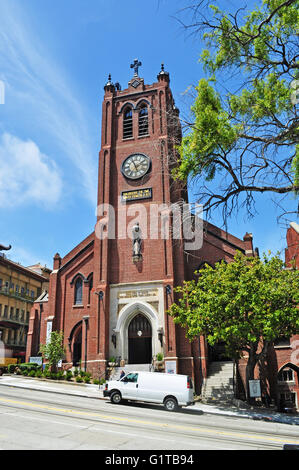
130, 59, 142, 77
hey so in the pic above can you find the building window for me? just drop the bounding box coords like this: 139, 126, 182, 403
123, 107, 133, 139
138, 104, 148, 136
16, 285, 19, 293
31, 290, 35, 298
278, 368, 294, 382
74, 278, 83, 305
88, 275, 93, 305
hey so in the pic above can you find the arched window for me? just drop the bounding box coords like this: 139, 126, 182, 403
138, 104, 148, 136
123, 107, 133, 139
74, 278, 83, 305
88, 274, 93, 305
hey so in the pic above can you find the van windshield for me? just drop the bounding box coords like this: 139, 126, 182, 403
124, 373, 138, 383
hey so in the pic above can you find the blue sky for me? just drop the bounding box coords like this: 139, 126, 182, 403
0, 0, 297, 269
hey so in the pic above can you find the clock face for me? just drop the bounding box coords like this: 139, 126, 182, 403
121, 153, 151, 180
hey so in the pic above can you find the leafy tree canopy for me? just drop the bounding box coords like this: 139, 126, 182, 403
174, 0, 299, 222
169, 252, 299, 354
39, 331, 65, 372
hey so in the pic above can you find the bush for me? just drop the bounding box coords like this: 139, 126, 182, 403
75, 376, 83, 383
99, 378, 106, 386
57, 371, 65, 380
35, 370, 42, 378
22, 369, 28, 376
8, 364, 17, 374
83, 376, 90, 384
66, 371, 73, 381
43, 369, 51, 379
73, 368, 79, 377
28, 370, 36, 377
93, 379, 100, 385
19, 363, 39, 373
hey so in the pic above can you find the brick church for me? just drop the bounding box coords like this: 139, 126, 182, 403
26, 61, 257, 393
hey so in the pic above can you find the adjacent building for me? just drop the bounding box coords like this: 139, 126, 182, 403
0, 253, 50, 361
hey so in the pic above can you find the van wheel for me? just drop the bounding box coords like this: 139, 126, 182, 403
164, 397, 178, 412
110, 391, 122, 404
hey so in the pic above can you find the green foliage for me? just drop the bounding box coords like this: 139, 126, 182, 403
156, 353, 164, 361
75, 376, 83, 383
39, 331, 65, 372
66, 370, 73, 381
7, 364, 17, 374
169, 252, 299, 359
73, 367, 79, 377
93, 379, 100, 385
28, 370, 36, 378
175, 1, 299, 218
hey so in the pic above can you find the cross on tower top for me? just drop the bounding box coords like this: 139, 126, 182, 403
130, 58, 142, 77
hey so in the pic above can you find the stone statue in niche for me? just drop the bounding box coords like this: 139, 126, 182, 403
132, 223, 142, 261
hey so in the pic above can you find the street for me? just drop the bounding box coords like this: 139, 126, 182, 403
0, 385, 298, 450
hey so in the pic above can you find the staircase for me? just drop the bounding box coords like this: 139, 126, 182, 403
109, 364, 152, 381
201, 361, 235, 404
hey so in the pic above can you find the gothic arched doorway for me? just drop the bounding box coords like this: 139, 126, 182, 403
73, 327, 82, 367
128, 313, 152, 364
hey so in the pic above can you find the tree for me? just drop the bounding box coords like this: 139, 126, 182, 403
39, 331, 66, 372
168, 252, 299, 402
174, 0, 299, 223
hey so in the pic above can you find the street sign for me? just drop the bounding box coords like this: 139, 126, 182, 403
249, 379, 261, 397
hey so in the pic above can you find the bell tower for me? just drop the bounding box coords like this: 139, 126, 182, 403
93, 60, 187, 370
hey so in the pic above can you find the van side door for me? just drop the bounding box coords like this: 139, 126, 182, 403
121, 373, 139, 400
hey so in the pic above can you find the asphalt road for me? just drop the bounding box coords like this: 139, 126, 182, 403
0, 385, 298, 451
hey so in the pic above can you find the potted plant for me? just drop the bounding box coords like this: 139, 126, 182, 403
155, 353, 164, 371
108, 357, 116, 367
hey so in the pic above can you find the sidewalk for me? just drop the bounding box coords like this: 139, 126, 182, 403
1, 374, 298, 426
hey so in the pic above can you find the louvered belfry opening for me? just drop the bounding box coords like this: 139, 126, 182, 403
138, 104, 148, 136
128, 313, 152, 364
123, 107, 133, 139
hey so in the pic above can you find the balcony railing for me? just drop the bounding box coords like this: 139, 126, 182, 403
0, 286, 34, 303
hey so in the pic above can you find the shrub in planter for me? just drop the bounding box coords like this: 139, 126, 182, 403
73, 368, 79, 377
83, 376, 90, 384
50, 372, 58, 380
43, 370, 51, 379
100, 378, 106, 386
75, 376, 83, 383
93, 379, 100, 385
66, 371, 73, 381
57, 371, 65, 380
28, 370, 36, 377
35, 370, 42, 378
8, 364, 17, 374
22, 370, 28, 376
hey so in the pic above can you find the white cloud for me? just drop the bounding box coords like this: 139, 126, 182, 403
0, 133, 62, 208
0, 0, 98, 204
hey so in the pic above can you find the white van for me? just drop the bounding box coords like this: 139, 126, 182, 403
103, 371, 195, 411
